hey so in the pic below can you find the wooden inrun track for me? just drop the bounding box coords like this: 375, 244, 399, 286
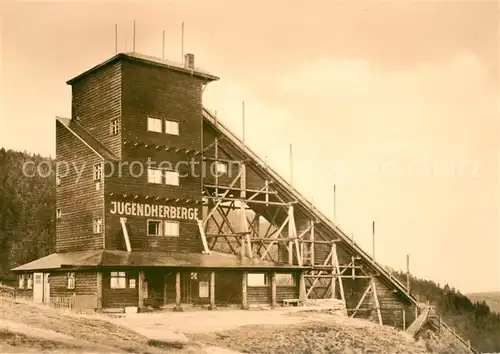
200, 108, 478, 354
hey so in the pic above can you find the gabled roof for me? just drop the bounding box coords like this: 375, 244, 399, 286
66, 52, 219, 85
11, 250, 307, 271
56, 117, 120, 161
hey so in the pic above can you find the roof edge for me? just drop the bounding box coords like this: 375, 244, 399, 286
66, 53, 220, 85
56, 116, 120, 161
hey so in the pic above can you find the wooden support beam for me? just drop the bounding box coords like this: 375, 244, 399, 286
310, 221, 315, 266
204, 184, 278, 195
351, 283, 372, 318
203, 169, 243, 226
138, 271, 145, 309
163, 273, 168, 306
271, 272, 277, 307
241, 272, 248, 309
333, 243, 346, 304
175, 272, 182, 311
301, 239, 340, 244
299, 272, 306, 302
403, 310, 406, 330
96, 272, 103, 310
204, 195, 293, 206
209, 271, 216, 310
371, 277, 383, 325
197, 220, 211, 254
304, 274, 372, 279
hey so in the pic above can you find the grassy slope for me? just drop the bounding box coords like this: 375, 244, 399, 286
0, 297, 197, 354
0, 296, 471, 354
466, 292, 500, 313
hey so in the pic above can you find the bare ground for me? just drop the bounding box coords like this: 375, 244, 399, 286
0, 297, 467, 354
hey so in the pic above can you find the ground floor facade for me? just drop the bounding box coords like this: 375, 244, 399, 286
15, 268, 306, 312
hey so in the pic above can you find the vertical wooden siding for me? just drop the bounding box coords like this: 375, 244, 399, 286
56, 122, 104, 252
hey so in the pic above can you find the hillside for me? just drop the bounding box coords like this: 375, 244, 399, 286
467, 292, 500, 314
1, 147, 499, 352
0, 295, 473, 354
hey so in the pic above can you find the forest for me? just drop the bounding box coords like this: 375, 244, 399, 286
0, 147, 499, 353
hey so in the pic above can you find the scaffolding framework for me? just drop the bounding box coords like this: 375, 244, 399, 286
199, 139, 386, 315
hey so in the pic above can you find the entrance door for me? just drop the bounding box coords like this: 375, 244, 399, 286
43, 273, 50, 303
33, 273, 43, 303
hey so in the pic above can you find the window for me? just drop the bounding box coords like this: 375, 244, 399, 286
93, 163, 102, 181
165, 170, 179, 186
56, 174, 61, 186
147, 168, 163, 184
110, 271, 127, 289
67, 272, 75, 289
34, 273, 42, 285
19, 275, 24, 289
215, 161, 228, 175
275, 273, 296, 286
247, 273, 268, 287
165, 119, 179, 135
147, 220, 162, 236
190, 272, 198, 280
56, 208, 62, 219
129, 279, 136, 288
26, 274, 33, 289
110, 119, 119, 135
164, 221, 179, 237
147, 116, 162, 133
93, 218, 102, 233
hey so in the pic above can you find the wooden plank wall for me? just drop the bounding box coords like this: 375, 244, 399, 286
71, 61, 122, 157
49, 271, 98, 297
102, 270, 138, 308
121, 59, 205, 154
104, 198, 202, 252
56, 123, 104, 252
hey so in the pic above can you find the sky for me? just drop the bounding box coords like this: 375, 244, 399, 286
1, 0, 499, 293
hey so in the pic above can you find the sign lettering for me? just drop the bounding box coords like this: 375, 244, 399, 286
109, 201, 199, 220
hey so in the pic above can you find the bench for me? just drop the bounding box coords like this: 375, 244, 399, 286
283, 298, 302, 307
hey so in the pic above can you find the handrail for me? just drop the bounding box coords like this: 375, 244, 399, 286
202, 108, 418, 304
428, 315, 478, 354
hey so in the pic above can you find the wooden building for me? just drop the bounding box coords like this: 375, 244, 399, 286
11, 51, 430, 330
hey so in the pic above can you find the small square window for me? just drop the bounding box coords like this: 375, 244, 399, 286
215, 161, 228, 175
247, 273, 268, 287
165, 170, 179, 186
147, 168, 163, 184
93, 163, 102, 181
147, 116, 162, 133
165, 119, 179, 135
56, 208, 62, 219
164, 221, 179, 237
67, 272, 75, 289
147, 220, 162, 236
93, 218, 102, 233
275, 273, 296, 286
110, 119, 119, 136
110, 271, 127, 289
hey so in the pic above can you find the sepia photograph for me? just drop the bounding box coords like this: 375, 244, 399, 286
0, 1, 499, 353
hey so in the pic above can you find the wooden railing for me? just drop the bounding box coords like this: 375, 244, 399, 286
49, 294, 98, 312
427, 314, 479, 354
